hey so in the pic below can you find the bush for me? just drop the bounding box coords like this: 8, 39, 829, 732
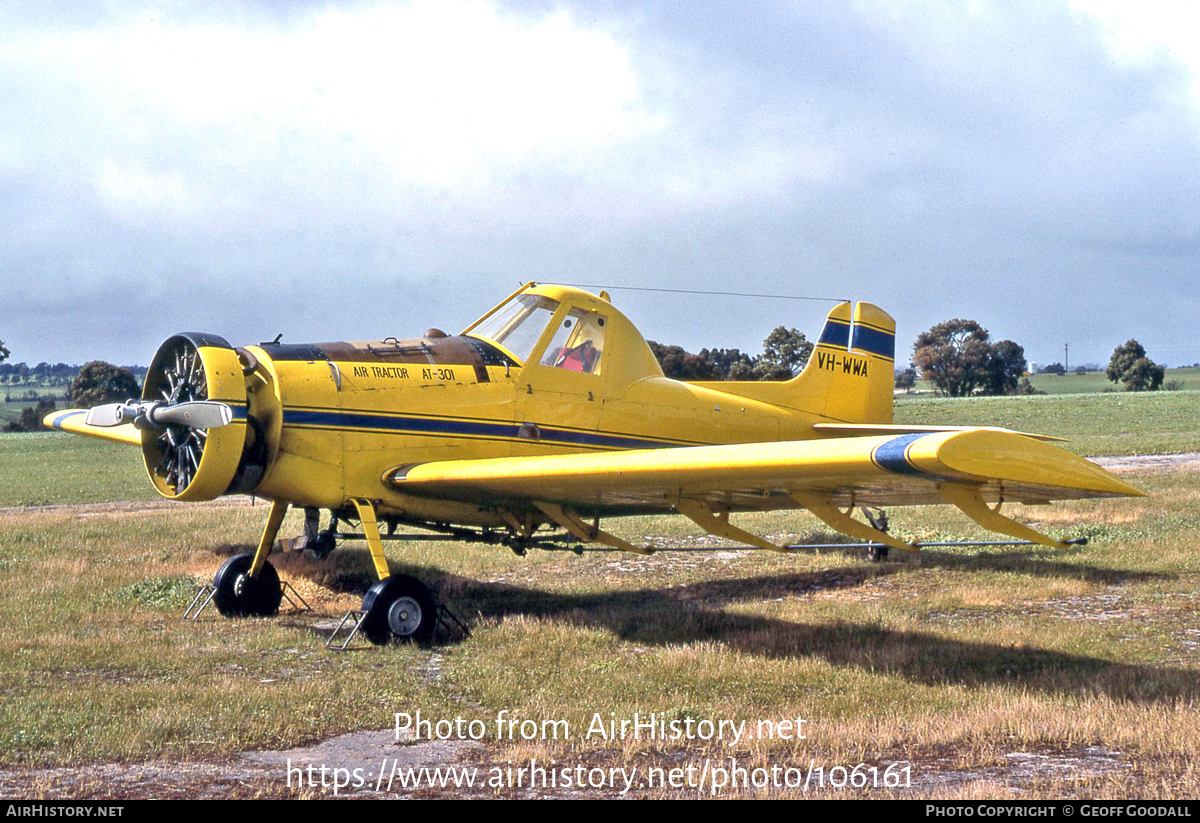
1013, 377, 1045, 396
4, 399, 56, 432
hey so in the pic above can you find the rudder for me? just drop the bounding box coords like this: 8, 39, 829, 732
701, 301, 896, 423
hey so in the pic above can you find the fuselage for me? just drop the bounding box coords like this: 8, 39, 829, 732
243, 333, 821, 522
135, 284, 897, 525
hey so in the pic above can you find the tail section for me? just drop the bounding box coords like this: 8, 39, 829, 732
700, 301, 896, 423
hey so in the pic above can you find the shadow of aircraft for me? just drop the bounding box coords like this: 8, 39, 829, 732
438, 563, 1194, 705
260, 542, 1193, 704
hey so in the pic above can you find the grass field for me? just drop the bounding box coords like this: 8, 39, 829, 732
1023, 367, 1200, 395
901, 366, 1200, 397
0, 433, 158, 507
895, 389, 1200, 457
0, 391, 1197, 798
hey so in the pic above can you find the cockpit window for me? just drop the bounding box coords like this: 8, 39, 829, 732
540, 309, 607, 375
467, 294, 559, 363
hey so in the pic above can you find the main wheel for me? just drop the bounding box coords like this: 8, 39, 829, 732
211, 553, 283, 617
360, 575, 437, 646
865, 544, 889, 563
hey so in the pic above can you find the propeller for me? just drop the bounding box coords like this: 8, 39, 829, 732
85, 400, 233, 430
90, 339, 237, 495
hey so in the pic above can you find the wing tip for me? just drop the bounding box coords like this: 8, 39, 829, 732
43, 409, 85, 431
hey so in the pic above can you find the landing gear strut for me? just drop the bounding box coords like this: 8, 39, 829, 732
212, 498, 288, 616
346, 498, 439, 646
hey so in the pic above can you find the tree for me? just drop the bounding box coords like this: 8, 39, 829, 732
0, 340, 8, 364
69, 361, 141, 407
648, 327, 812, 382
895, 367, 917, 393
984, 339, 1027, 395
755, 326, 812, 380
1107, 340, 1164, 392
912, 320, 1029, 397
646, 342, 719, 380
911, 319, 993, 397
697, 347, 755, 380
1040, 362, 1065, 375
1121, 357, 1164, 392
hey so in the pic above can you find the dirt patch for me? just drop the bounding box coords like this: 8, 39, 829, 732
1091, 452, 1200, 475
0, 496, 261, 520
0, 729, 483, 799
914, 745, 1132, 794
244, 727, 483, 797
1030, 592, 1130, 621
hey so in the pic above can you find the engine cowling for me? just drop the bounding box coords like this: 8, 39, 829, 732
141, 333, 249, 501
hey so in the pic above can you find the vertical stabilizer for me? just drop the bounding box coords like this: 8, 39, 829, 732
802, 301, 895, 422
698, 301, 896, 423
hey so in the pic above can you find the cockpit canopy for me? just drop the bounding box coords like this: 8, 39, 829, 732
462, 283, 663, 388
466, 291, 608, 376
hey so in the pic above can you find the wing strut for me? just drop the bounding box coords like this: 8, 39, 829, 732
533, 502, 653, 555
790, 492, 918, 553
674, 499, 790, 553
936, 484, 1069, 549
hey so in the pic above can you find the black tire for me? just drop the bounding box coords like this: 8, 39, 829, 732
212, 553, 283, 617
360, 574, 437, 646
865, 544, 889, 563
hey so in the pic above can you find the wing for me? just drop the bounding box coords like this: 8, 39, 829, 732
384, 430, 1142, 551
43, 409, 142, 446
387, 430, 1138, 509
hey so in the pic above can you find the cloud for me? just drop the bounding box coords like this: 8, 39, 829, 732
1, 0, 1198, 368
3, 2, 666, 226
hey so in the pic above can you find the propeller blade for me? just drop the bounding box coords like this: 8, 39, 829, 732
85, 403, 136, 427
150, 401, 233, 429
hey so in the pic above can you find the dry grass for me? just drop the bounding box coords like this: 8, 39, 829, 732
1, 460, 1199, 797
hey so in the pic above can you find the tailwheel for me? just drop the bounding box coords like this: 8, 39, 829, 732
211, 553, 283, 617
360, 575, 437, 646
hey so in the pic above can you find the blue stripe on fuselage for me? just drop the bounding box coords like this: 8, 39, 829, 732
281, 408, 687, 451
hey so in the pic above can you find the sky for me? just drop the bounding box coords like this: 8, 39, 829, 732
2, 0, 1198, 369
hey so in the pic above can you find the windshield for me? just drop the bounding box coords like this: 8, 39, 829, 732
467, 294, 560, 363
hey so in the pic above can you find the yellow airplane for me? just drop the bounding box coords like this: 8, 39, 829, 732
44, 282, 1141, 644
